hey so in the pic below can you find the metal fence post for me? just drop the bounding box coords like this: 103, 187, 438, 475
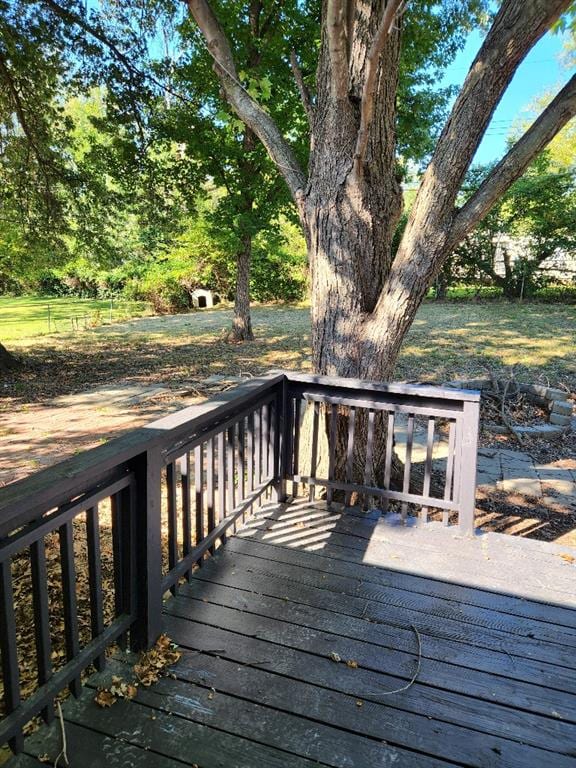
130, 445, 163, 650
458, 399, 480, 537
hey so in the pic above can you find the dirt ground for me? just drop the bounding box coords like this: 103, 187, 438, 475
1, 303, 575, 545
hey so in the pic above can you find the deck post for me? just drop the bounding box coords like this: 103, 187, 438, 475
458, 399, 480, 537
130, 445, 164, 650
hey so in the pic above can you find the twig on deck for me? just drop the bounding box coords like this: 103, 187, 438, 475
53, 701, 69, 768
367, 625, 422, 697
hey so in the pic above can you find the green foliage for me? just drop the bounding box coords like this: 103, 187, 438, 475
446, 155, 576, 299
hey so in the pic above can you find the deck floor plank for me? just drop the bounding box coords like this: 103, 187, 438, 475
242, 502, 576, 600
172, 576, 576, 694
190, 545, 576, 647
162, 600, 576, 751
165, 591, 576, 722
183, 549, 575, 668
7, 501, 576, 767
225, 533, 576, 628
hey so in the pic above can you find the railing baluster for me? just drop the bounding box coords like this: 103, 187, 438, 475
327, 404, 338, 508
218, 430, 226, 536
364, 409, 375, 509
225, 426, 235, 542
226, 424, 236, 512
267, 400, 278, 495
237, 420, 246, 516
262, 403, 269, 483
205, 439, 215, 555
194, 444, 204, 559
309, 400, 320, 502
444, 420, 456, 525
59, 520, 81, 697
0, 558, 24, 752
459, 401, 480, 536
255, 407, 262, 490
111, 489, 132, 645
420, 417, 435, 524
382, 411, 395, 513
30, 537, 54, 721
85, 506, 105, 672
292, 398, 301, 499
166, 462, 178, 594
132, 445, 163, 652
401, 414, 414, 520
180, 453, 191, 580
345, 406, 356, 507
247, 412, 254, 496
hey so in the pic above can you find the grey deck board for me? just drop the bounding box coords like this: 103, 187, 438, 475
172, 577, 576, 694
241, 501, 576, 602
8, 501, 576, 767
190, 546, 576, 646
185, 550, 575, 668
166, 591, 576, 719
162, 599, 576, 750
225, 532, 576, 628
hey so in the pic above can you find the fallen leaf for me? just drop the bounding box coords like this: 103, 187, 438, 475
95, 688, 117, 708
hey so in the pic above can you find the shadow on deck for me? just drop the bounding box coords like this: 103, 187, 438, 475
11, 499, 576, 768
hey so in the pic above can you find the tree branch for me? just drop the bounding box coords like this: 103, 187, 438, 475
405, 0, 572, 234
448, 74, 576, 248
186, 0, 307, 215
0, 50, 56, 205
353, 0, 405, 167
40, 0, 199, 110
260, 1, 284, 40
290, 49, 314, 126
326, 0, 349, 97
367, 0, 572, 357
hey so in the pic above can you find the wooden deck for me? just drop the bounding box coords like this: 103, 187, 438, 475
10, 500, 576, 768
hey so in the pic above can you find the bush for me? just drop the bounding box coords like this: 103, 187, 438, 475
0, 273, 24, 295
136, 271, 192, 313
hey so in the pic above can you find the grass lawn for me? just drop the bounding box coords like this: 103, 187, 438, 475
1, 300, 575, 405
0, 295, 152, 341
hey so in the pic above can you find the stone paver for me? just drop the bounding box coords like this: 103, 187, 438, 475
395, 424, 575, 502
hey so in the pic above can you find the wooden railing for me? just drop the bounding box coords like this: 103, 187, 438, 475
283, 374, 480, 532
0, 372, 479, 752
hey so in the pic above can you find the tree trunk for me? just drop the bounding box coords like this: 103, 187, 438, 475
305, 1, 404, 383
0, 342, 20, 372
187, 0, 576, 497
230, 232, 254, 341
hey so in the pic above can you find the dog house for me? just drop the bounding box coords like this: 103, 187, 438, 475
191, 288, 220, 309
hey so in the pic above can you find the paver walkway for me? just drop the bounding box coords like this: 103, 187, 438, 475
0, 383, 202, 486
394, 418, 576, 512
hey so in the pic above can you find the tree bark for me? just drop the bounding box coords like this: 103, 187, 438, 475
230, 232, 254, 341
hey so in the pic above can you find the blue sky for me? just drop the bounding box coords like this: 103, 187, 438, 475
442, 28, 572, 166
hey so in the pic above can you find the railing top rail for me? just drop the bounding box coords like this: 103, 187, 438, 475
0, 373, 284, 536
285, 372, 481, 403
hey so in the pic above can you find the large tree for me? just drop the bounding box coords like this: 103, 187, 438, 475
187, 0, 576, 381
39, 0, 481, 342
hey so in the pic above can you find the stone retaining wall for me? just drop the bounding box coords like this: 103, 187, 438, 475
445, 378, 573, 439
